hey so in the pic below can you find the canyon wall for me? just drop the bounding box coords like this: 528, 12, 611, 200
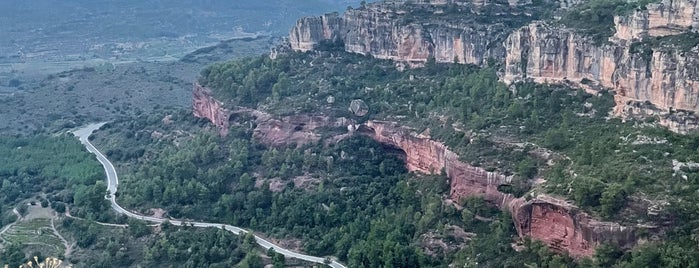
191, 84, 638, 256
192, 84, 353, 144
289, 2, 509, 66
359, 120, 637, 257
193, 83, 230, 136
503, 0, 699, 133
503, 23, 699, 116
232, 108, 353, 147
290, 0, 699, 132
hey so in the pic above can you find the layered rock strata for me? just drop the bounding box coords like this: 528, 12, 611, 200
231, 108, 353, 147
358, 121, 637, 257
193, 80, 639, 256
612, 0, 699, 41
193, 83, 230, 136
503, 21, 699, 132
289, 2, 510, 66
503, 0, 699, 132
290, 0, 699, 132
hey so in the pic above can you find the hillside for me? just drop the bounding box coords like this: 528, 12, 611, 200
183, 0, 699, 266
291, 0, 699, 133
4, 0, 699, 267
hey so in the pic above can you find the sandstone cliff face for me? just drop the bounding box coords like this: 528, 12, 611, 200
503, 20, 699, 133
612, 0, 699, 40
232, 108, 353, 147
646, 0, 699, 36
501, 0, 699, 133
613, 10, 649, 42
359, 120, 637, 257
289, 13, 342, 52
290, 0, 699, 133
191, 86, 353, 144
193, 83, 230, 136
289, 3, 509, 66
512, 197, 635, 257
192, 85, 639, 256
359, 121, 515, 205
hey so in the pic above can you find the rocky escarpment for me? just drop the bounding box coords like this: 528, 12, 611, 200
193, 89, 639, 256
504, 22, 699, 116
513, 196, 635, 256
193, 83, 230, 136
193, 83, 353, 144
193, 81, 639, 257
232, 108, 353, 147
291, 0, 699, 133
289, 2, 517, 66
358, 121, 637, 257
504, 0, 699, 133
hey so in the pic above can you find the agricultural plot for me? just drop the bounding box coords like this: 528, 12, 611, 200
0, 218, 65, 258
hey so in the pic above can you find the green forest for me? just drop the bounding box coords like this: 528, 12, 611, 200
96, 110, 581, 267
4, 0, 699, 265
198, 48, 699, 221
0, 134, 105, 224
0, 132, 282, 267
82, 47, 699, 266
3, 47, 699, 266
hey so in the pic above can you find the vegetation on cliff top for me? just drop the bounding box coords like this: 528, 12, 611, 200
94, 107, 595, 267
198, 49, 699, 218
559, 0, 660, 44
117, 48, 699, 266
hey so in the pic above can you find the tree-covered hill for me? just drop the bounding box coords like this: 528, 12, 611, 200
91, 48, 699, 266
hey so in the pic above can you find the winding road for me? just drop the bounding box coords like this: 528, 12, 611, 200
73, 123, 345, 268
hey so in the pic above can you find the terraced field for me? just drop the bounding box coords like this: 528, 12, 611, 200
1, 218, 65, 257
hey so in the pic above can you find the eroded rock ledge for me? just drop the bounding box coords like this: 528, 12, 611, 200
289, 0, 699, 133
359, 120, 636, 257
503, 21, 699, 133
193, 83, 230, 136
289, 2, 510, 67
191, 84, 637, 257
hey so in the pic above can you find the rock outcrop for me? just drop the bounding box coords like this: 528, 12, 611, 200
504, 22, 699, 132
503, 0, 699, 133
231, 108, 353, 147
358, 120, 637, 257
612, 0, 699, 41
646, 0, 699, 36
290, 0, 699, 132
289, 2, 512, 66
512, 196, 635, 257
193, 83, 230, 136
192, 83, 639, 256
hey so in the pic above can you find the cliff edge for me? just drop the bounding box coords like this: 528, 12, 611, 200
290, 0, 699, 133
359, 120, 638, 258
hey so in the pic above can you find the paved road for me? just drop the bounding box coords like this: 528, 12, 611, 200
73, 123, 346, 268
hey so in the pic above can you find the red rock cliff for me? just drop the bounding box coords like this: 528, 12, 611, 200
193, 83, 230, 136
231, 108, 353, 147
359, 120, 637, 257
190, 87, 638, 257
